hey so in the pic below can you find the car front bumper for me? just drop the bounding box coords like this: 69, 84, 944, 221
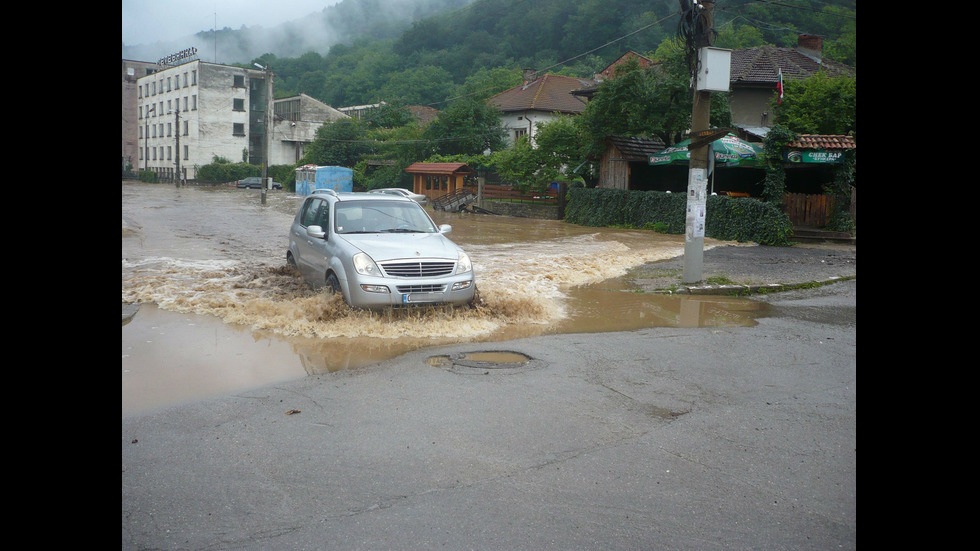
342, 273, 476, 309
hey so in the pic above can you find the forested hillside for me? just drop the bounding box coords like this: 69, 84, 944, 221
246, 0, 854, 110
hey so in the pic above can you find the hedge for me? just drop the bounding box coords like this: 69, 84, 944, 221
565, 188, 793, 246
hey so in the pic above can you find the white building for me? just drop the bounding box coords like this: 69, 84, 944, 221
487, 72, 596, 148
136, 59, 270, 182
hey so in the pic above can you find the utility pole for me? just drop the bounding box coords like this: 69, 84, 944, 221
682, 0, 715, 284
255, 63, 272, 205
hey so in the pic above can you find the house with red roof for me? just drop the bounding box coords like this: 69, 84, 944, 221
488, 71, 597, 147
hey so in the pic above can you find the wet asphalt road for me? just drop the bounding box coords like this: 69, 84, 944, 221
122, 274, 855, 550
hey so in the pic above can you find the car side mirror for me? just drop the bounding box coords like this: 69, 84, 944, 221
307, 225, 326, 239
439, 224, 452, 234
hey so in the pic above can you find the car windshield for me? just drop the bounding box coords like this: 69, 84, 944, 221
335, 200, 437, 234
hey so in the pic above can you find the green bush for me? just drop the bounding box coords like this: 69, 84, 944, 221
565, 188, 793, 246
137, 170, 159, 183
196, 161, 258, 184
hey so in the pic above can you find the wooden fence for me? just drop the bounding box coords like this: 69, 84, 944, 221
783, 193, 835, 227
478, 183, 560, 203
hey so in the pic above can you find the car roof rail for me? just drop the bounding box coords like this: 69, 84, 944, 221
311, 188, 339, 197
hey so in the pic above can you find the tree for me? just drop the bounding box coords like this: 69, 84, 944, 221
363, 103, 414, 129
422, 97, 506, 157
301, 119, 373, 168
577, 50, 693, 158
493, 115, 589, 193
379, 65, 454, 106
773, 73, 856, 135
450, 67, 522, 102
493, 136, 548, 193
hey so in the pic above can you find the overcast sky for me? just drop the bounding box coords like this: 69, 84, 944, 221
122, 0, 340, 46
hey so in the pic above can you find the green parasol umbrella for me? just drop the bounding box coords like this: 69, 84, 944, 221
648, 133, 763, 167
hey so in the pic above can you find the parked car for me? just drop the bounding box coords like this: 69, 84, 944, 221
368, 187, 429, 206
237, 177, 282, 189
287, 191, 476, 309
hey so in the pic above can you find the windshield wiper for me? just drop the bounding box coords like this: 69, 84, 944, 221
382, 228, 425, 233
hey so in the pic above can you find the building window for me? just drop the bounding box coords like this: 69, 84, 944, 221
233, 123, 245, 136
167, 77, 171, 92
182, 120, 188, 135
183, 96, 188, 111
515, 128, 527, 141
274, 98, 301, 122
167, 100, 172, 113
234, 75, 245, 88
192, 70, 196, 85
192, 95, 197, 110
183, 145, 189, 160
233, 98, 245, 111
183, 72, 188, 87
152, 125, 157, 138
167, 146, 172, 160
167, 123, 172, 137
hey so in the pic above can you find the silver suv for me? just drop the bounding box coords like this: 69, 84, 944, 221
287, 190, 476, 309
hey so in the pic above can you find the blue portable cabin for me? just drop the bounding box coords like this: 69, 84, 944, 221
295, 164, 353, 196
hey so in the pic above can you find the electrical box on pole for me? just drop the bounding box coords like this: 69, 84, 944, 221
695, 47, 731, 92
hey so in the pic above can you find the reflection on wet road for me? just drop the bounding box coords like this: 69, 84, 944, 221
122, 182, 765, 416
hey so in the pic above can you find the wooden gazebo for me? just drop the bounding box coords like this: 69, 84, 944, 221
404, 162, 474, 203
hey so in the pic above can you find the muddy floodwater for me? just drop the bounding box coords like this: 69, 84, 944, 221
122, 182, 767, 417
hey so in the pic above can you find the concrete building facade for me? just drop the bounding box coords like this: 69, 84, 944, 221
136, 60, 270, 182
270, 94, 349, 166
122, 59, 160, 174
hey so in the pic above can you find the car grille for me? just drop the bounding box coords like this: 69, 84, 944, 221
396, 284, 447, 293
380, 261, 455, 277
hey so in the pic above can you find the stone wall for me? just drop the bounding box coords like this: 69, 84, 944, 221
482, 200, 563, 220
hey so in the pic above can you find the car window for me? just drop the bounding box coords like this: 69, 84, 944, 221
335, 200, 436, 233
300, 198, 327, 227
314, 201, 330, 228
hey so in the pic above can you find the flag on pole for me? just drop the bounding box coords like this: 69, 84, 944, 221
776, 69, 784, 104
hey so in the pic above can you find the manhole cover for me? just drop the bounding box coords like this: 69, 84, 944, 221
426, 350, 537, 374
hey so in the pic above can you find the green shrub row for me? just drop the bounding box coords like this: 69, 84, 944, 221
196, 162, 259, 184
195, 162, 298, 189
565, 188, 793, 246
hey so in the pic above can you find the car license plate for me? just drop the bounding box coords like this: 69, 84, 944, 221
402, 293, 439, 304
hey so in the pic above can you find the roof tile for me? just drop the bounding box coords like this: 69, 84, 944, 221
730, 46, 854, 84
786, 134, 855, 150
489, 74, 597, 114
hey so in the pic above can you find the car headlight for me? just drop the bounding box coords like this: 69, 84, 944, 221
353, 252, 380, 276
456, 252, 472, 274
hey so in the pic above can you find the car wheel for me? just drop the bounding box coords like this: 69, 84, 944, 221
286, 252, 297, 269
326, 273, 342, 296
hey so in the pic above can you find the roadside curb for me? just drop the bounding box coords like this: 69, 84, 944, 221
654, 276, 852, 296
123, 303, 140, 325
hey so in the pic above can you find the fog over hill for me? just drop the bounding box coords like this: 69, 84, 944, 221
122, 0, 473, 65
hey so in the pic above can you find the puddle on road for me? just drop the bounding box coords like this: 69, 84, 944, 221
122, 183, 768, 417
122, 284, 765, 416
